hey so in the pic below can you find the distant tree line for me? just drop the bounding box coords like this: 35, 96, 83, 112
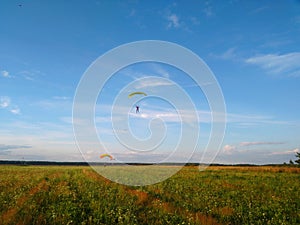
295, 152, 300, 165
285, 152, 300, 166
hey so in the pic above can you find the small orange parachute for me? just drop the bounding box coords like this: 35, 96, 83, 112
100, 153, 114, 160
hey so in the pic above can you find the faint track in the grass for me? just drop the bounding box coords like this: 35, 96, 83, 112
82, 167, 222, 224
0, 171, 63, 225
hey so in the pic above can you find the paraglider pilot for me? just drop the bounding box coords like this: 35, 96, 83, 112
136, 105, 140, 113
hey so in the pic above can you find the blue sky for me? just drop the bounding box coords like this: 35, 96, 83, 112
0, 0, 300, 164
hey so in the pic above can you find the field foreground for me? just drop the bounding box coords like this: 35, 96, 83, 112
0, 165, 299, 225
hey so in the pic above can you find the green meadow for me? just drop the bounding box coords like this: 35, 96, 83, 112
0, 165, 299, 225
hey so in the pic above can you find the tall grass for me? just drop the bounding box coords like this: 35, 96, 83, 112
0, 165, 299, 224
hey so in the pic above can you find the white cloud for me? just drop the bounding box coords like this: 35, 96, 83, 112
96, 101, 295, 127
167, 13, 180, 29
202, 1, 214, 17
245, 52, 300, 77
269, 148, 299, 155
223, 144, 236, 154
18, 69, 45, 81
10, 107, 21, 115
226, 112, 292, 126
0, 144, 31, 151
250, 6, 269, 14
134, 78, 175, 89
151, 64, 170, 78
211, 48, 238, 60
223, 141, 286, 155
33, 98, 72, 111
95, 103, 202, 126
128, 111, 181, 123
0, 96, 10, 108
1, 70, 10, 78
0, 96, 21, 115
240, 141, 285, 147
53, 96, 70, 100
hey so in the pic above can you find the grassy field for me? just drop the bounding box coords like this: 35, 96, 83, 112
0, 165, 299, 225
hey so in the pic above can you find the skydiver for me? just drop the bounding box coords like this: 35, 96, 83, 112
136, 105, 140, 113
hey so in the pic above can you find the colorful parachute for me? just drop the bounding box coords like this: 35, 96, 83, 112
128, 91, 147, 98
100, 153, 114, 160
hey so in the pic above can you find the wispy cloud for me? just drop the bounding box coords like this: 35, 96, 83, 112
0, 124, 79, 161
164, 2, 199, 31
96, 101, 295, 127
210, 48, 238, 61
18, 69, 45, 81
250, 6, 269, 14
167, 13, 180, 29
134, 79, 175, 89
121, 68, 152, 80
245, 52, 300, 77
53, 96, 71, 100
10, 106, 21, 115
240, 141, 285, 147
95, 103, 201, 126
0, 96, 10, 108
223, 144, 236, 154
226, 112, 292, 126
129, 8, 136, 17
190, 17, 200, 25
0, 96, 21, 115
0, 144, 31, 151
203, 7, 213, 17
202, 1, 214, 17
33, 97, 72, 111
151, 64, 170, 78
128, 111, 182, 123
269, 148, 299, 155
1, 70, 11, 78
165, 12, 192, 32
223, 141, 285, 155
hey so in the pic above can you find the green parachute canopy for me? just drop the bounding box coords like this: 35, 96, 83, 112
128, 91, 147, 98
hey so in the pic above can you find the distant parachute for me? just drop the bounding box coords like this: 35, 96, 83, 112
100, 154, 114, 160
128, 91, 147, 98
